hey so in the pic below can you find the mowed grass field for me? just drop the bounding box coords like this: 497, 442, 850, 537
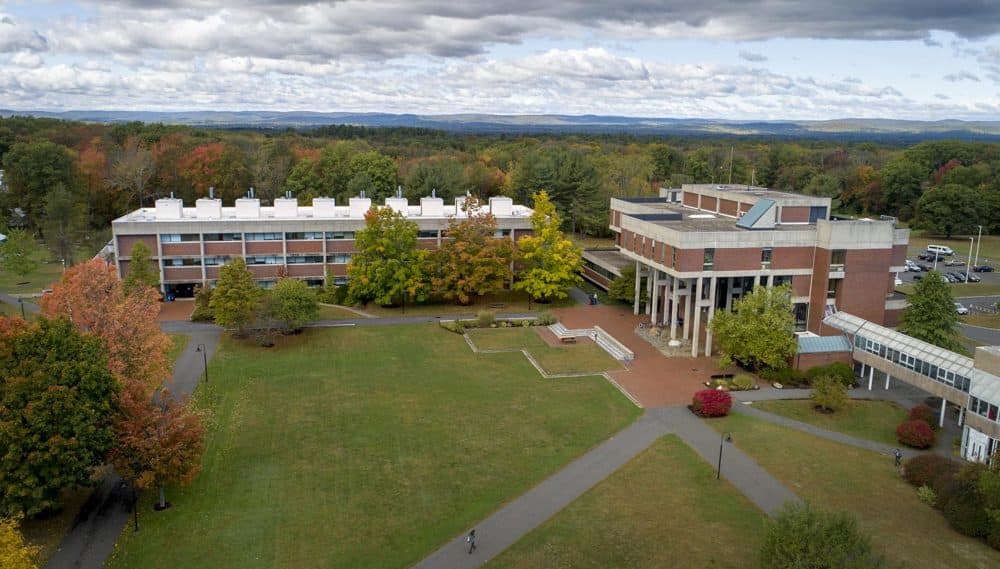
106, 324, 640, 569
485, 435, 767, 569
467, 327, 624, 375
710, 414, 1000, 569
752, 398, 909, 446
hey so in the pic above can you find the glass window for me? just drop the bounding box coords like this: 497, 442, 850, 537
159, 234, 199, 242
703, 248, 715, 270
761, 247, 772, 266
164, 258, 202, 267
333, 276, 349, 286
285, 232, 324, 240
826, 278, 839, 299
671, 248, 677, 268
246, 255, 283, 265
418, 230, 439, 239
286, 255, 324, 264
326, 231, 355, 240
327, 253, 353, 264
830, 249, 846, 271
245, 232, 282, 241
203, 233, 242, 242
203, 256, 230, 266
493, 229, 511, 238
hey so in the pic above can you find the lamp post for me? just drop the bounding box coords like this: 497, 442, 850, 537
967, 237, 974, 283
974, 225, 983, 269
18, 298, 25, 319
717, 432, 733, 480
195, 343, 208, 383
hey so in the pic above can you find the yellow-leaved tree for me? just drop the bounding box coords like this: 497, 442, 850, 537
514, 191, 583, 303
0, 518, 39, 569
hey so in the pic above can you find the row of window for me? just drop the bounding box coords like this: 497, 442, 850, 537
969, 396, 1000, 423
160, 231, 357, 243
854, 334, 972, 393
244, 254, 353, 265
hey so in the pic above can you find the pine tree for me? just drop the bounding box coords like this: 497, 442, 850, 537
210, 258, 261, 333
122, 241, 159, 295
899, 271, 965, 353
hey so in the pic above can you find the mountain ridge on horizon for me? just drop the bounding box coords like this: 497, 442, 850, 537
3, 109, 999, 140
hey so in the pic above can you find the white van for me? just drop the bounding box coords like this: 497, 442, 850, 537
927, 245, 954, 256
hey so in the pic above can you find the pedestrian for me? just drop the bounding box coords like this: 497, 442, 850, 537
894, 448, 902, 467
467, 529, 477, 554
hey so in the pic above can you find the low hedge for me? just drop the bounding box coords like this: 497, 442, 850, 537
806, 362, 855, 387
760, 367, 808, 388
692, 389, 733, 417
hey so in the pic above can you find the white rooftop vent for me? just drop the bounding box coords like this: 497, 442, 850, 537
420, 196, 444, 217
273, 197, 298, 218
235, 198, 260, 219
385, 196, 408, 215
154, 198, 183, 220
312, 197, 336, 218
195, 198, 222, 219
489, 196, 513, 216
349, 196, 372, 217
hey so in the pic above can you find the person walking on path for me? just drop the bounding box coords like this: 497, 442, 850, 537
894, 448, 902, 467
466, 529, 477, 554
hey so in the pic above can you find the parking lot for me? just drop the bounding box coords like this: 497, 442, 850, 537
897, 246, 1000, 308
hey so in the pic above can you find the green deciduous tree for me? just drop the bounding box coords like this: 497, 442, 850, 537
709, 285, 796, 371
881, 159, 926, 220
0, 318, 119, 517
899, 271, 965, 354
759, 502, 885, 569
347, 207, 428, 307
0, 228, 39, 277
607, 264, 641, 305
210, 258, 262, 333
429, 204, 514, 305
0, 141, 77, 230
42, 184, 86, 265
811, 375, 849, 413
122, 241, 159, 296
913, 184, 985, 238
267, 278, 320, 331
348, 151, 397, 201
514, 191, 583, 303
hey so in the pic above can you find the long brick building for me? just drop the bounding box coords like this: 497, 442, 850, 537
603, 184, 909, 356
111, 193, 533, 297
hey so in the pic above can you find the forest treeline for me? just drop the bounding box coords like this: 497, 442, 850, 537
1, 116, 999, 262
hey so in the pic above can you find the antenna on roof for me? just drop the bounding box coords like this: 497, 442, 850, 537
431, 188, 436, 198
170, 191, 175, 199
209, 186, 215, 199
248, 186, 254, 199
396, 185, 403, 199
360, 190, 366, 199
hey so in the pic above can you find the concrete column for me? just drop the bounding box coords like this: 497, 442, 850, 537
683, 281, 693, 340
199, 233, 207, 285
867, 365, 874, 390
645, 270, 654, 316
704, 275, 718, 356
650, 273, 660, 324
725, 277, 735, 311
670, 276, 680, 340
885, 373, 891, 390
633, 261, 642, 315
155, 232, 166, 294
939, 398, 947, 428
691, 277, 703, 357
753, 274, 761, 289
958, 405, 965, 427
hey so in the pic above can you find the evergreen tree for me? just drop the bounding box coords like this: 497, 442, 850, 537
899, 271, 965, 353
122, 241, 159, 295
514, 191, 583, 302
210, 258, 261, 333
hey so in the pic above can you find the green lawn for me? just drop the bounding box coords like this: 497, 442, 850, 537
106, 324, 640, 569
0, 244, 97, 293
361, 289, 576, 318
710, 414, 1000, 569
752, 398, 909, 446
485, 435, 767, 569
962, 313, 1000, 329
467, 327, 624, 375
907, 232, 1000, 264
897, 282, 1000, 298
167, 333, 190, 363
316, 304, 364, 320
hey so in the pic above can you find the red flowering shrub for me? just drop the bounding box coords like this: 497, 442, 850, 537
909, 405, 939, 429
692, 389, 733, 417
896, 420, 936, 449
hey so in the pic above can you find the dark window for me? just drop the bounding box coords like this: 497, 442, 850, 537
418, 230, 439, 239
285, 232, 324, 240
160, 234, 199, 242
203, 233, 242, 242
164, 258, 202, 267
246, 255, 283, 265
286, 255, 324, 264
246, 232, 282, 241
703, 248, 715, 270
830, 250, 846, 271
327, 253, 353, 264
326, 231, 355, 240
827, 278, 839, 299
761, 247, 772, 266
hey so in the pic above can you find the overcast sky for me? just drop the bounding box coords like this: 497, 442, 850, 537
1, 1, 999, 119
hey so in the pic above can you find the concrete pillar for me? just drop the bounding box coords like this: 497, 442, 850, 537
753, 274, 761, 289
867, 365, 874, 390
704, 276, 718, 356
885, 373, 891, 390
645, 270, 654, 316
691, 277, 703, 357
958, 405, 965, 427
650, 272, 659, 324
725, 277, 734, 311
670, 276, 680, 340
683, 280, 693, 340
939, 398, 947, 428
633, 261, 642, 315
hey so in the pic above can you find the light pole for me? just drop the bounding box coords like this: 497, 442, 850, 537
18, 298, 25, 319
717, 432, 733, 480
195, 343, 208, 383
974, 225, 983, 268
967, 237, 974, 283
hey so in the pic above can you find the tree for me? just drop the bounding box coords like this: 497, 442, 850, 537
514, 191, 583, 303
107, 381, 205, 511
41, 259, 171, 391
709, 285, 797, 371
898, 271, 965, 353
759, 502, 885, 569
347, 151, 397, 201
267, 278, 319, 331
913, 184, 985, 238
430, 205, 514, 304
42, 184, 86, 265
177, 143, 251, 203
881, 159, 926, 220
107, 136, 156, 209
979, 463, 1000, 549
210, 257, 261, 333
347, 207, 428, 307
0, 228, 38, 277
0, 517, 38, 569
811, 376, 848, 413
0, 141, 77, 229
607, 265, 644, 305
0, 318, 119, 517
403, 157, 466, 200
122, 241, 159, 296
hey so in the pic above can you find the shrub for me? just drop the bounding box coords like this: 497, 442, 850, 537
806, 362, 855, 387
917, 485, 937, 507
811, 376, 849, 413
940, 465, 990, 537
439, 321, 466, 334
535, 312, 557, 326
521, 319, 531, 327
732, 374, 756, 390
477, 310, 495, 328
896, 420, 936, 449
902, 454, 960, 487
692, 389, 733, 417
190, 285, 215, 322
760, 367, 808, 387
908, 405, 939, 430
759, 502, 885, 569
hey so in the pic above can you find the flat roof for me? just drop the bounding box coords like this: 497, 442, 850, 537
583, 249, 634, 273
680, 183, 827, 203
113, 204, 534, 224
620, 202, 804, 233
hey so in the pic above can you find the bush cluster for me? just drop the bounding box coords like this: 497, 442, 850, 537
705, 374, 758, 391
691, 389, 732, 417
810, 375, 849, 413
902, 455, 1000, 548
190, 286, 214, 322
805, 362, 855, 387
758, 502, 884, 569
908, 405, 939, 430
902, 454, 960, 487
896, 420, 936, 449
535, 312, 558, 326
760, 367, 808, 388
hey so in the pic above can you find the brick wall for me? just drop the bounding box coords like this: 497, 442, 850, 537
117, 235, 158, 257
245, 241, 283, 255
204, 242, 242, 255
781, 206, 811, 223
840, 249, 892, 325
771, 247, 814, 270
713, 247, 764, 271
676, 248, 704, 272
719, 199, 738, 217
794, 351, 852, 371
286, 241, 323, 254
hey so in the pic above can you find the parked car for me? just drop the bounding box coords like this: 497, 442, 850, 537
912, 274, 923, 281
955, 302, 969, 315
916, 263, 931, 272
917, 252, 936, 261
944, 259, 965, 266
905, 260, 922, 272
928, 245, 955, 256
942, 273, 957, 283
973, 265, 995, 273
894, 274, 903, 286
960, 271, 981, 283
947, 272, 965, 282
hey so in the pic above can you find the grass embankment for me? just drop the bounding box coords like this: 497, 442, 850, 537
961, 313, 1000, 329
710, 414, 1000, 569
467, 327, 624, 375
106, 324, 640, 569
361, 290, 576, 318
485, 435, 767, 569
752, 398, 909, 446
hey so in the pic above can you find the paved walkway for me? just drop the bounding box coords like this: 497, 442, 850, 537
412, 406, 798, 569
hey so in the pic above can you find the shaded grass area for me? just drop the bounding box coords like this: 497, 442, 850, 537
106, 324, 640, 569
752, 398, 909, 446
467, 328, 624, 375
167, 333, 190, 364
962, 313, 1000, 329
485, 435, 767, 569
316, 304, 365, 320
20, 486, 95, 566
0, 244, 97, 293
361, 289, 576, 318
709, 414, 1000, 569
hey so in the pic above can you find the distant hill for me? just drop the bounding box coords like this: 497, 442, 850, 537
2, 109, 999, 140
